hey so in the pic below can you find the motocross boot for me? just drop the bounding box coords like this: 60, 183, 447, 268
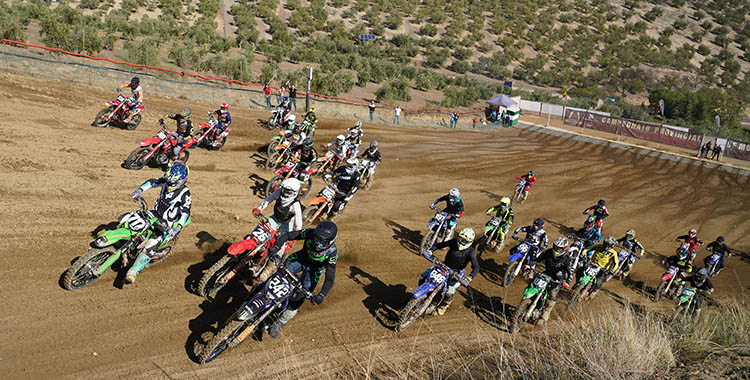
268, 309, 297, 339
436, 294, 455, 316
541, 300, 557, 322
124, 252, 151, 284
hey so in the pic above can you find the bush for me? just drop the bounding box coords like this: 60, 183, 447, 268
126, 38, 160, 65
419, 24, 437, 37
375, 79, 411, 103
384, 14, 402, 30
198, 0, 219, 16
697, 44, 710, 56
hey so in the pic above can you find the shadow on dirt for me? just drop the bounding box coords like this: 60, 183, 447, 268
478, 256, 508, 288
601, 288, 650, 317
348, 266, 410, 330
544, 219, 577, 236
184, 236, 231, 296
384, 218, 422, 254
249, 173, 270, 199
479, 190, 507, 203
460, 287, 514, 333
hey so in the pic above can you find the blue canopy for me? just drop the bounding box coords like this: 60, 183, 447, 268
486, 94, 517, 107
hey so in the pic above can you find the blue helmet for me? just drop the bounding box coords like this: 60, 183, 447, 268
528, 170, 534, 176
165, 163, 188, 191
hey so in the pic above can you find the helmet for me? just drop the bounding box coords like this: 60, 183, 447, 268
303, 137, 314, 150
717, 236, 725, 244
345, 157, 358, 174
131, 77, 140, 86
626, 229, 636, 239
696, 267, 708, 282
283, 99, 290, 106
448, 188, 460, 203
220, 102, 229, 111
457, 228, 475, 250
179, 107, 191, 118
553, 237, 569, 256
597, 199, 606, 207
604, 236, 616, 248
528, 170, 534, 176
287, 114, 296, 123
584, 216, 596, 229
336, 134, 346, 145
689, 228, 697, 238
533, 218, 545, 229
279, 178, 301, 205
369, 140, 379, 150
308, 221, 338, 260
310, 107, 315, 113
354, 121, 362, 129
165, 163, 188, 192
499, 196, 511, 209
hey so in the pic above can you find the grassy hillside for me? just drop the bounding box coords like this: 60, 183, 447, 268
2, 0, 749, 137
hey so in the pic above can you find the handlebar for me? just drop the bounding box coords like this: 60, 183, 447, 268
134, 197, 148, 210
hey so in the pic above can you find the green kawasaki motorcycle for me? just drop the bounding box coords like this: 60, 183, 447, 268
62, 198, 191, 290
511, 272, 559, 332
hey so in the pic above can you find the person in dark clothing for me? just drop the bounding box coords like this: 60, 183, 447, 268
711, 144, 722, 160
422, 227, 479, 315
324, 158, 361, 216
368, 101, 376, 121
429, 188, 465, 239
164, 107, 194, 159
704, 236, 731, 274
289, 85, 297, 111
675, 228, 704, 263
699, 141, 711, 158
265, 221, 339, 338
583, 199, 609, 232
527, 237, 573, 321
682, 267, 714, 317
512, 218, 550, 260
212, 103, 232, 135
290, 137, 318, 177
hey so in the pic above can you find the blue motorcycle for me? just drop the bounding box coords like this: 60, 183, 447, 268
198, 262, 314, 363
396, 252, 469, 331
503, 236, 538, 287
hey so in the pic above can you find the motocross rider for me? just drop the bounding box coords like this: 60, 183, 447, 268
675, 228, 704, 263
512, 218, 549, 263
323, 158, 361, 216
265, 221, 339, 338
253, 178, 303, 235
681, 267, 714, 318
164, 107, 194, 159
358, 140, 382, 178
429, 188, 465, 240
575, 216, 602, 247
325, 134, 350, 161
581, 236, 619, 296
422, 228, 479, 315
583, 199, 609, 232
516, 170, 536, 195
289, 137, 318, 177
704, 236, 731, 274
126, 163, 191, 284
662, 243, 695, 277
117, 76, 143, 123
483, 196, 514, 243
304, 107, 317, 124
527, 237, 573, 322
616, 229, 645, 277
345, 121, 364, 158
302, 107, 318, 137
212, 102, 232, 135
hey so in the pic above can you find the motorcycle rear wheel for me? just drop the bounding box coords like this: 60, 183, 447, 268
207, 136, 226, 151
503, 261, 520, 287
654, 281, 667, 303
197, 255, 241, 298
396, 297, 427, 332
62, 247, 117, 290
125, 147, 151, 170
302, 205, 321, 224
265, 175, 284, 198
93, 108, 111, 127
126, 114, 142, 130
198, 318, 253, 364
511, 298, 532, 333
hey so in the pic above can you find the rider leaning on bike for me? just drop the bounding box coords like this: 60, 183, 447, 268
583, 199, 609, 232
681, 267, 714, 318
422, 228, 479, 315
359, 140, 382, 165
117, 76, 143, 123
324, 158, 361, 214
290, 137, 318, 175
616, 229, 645, 277
704, 236, 731, 274
126, 163, 191, 284
429, 188, 464, 240
212, 102, 232, 135
527, 237, 573, 322
512, 218, 549, 263
485, 196, 514, 233
516, 170, 536, 193
576, 216, 602, 247
581, 236, 619, 296
253, 178, 303, 235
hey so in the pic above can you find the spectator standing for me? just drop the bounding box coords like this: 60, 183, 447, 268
263, 84, 273, 108
454, 112, 459, 128
711, 143, 722, 160
449, 113, 456, 128
394, 106, 402, 125
368, 101, 376, 121
472, 118, 477, 129
500, 109, 506, 125
699, 141, 712, 158
278, 85, 287, 104
491, 110, 498, 123
289, 85, 297, 111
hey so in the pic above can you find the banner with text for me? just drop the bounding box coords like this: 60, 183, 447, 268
724, 139, 750, 161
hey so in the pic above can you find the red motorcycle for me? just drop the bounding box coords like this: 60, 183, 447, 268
653, 264, 691, 303
265, 157, 314, 198
92, 90, 145, 130
196, 213, 294, 297
312, 146, 346, 176
123, 120, 190, 170
302, 179, 346, 224
192, 113, 231, 151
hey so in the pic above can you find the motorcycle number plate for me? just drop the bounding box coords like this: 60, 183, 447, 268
122, 212, 148, 231
157, 130, 168, 139
533, 277, 548, 289
321, 187, 336, 199
429, 268, 447, 284
667, 267, 678, 275
267, 275, 292, 301
681, 288, 696, 297
489, 218, 501, 226
708, 254, 719, 263
251, 226, 272, 243
518, 243, 529, 253
585, 266, 600, 277
284, 160, 296, 168
434, 213, 446, 223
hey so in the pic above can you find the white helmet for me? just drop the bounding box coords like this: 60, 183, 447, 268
345, 157, 358, 174
287, 114, 296, 123
336, 134, 346, 144
279, 178, 301, 206
354, 121, 362, 128
449, 188, 460, 202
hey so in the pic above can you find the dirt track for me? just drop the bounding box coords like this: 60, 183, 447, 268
2, 72, 749, 379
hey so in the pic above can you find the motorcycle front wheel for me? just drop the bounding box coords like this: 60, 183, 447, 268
510, 298, 532, 333
420, 230, 436, 252
654, 281, 667, 303
567, 283, 588, 310
62, 247, 117, 290
199, 318, 254, 364
396, 297, 428, 332
125, 147, 151, 170
503, 261, 520, 287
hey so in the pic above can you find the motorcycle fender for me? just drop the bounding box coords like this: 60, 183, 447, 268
509, 251, 524, 263
228, 239, 257, 256
140, 137, 161, 146
521, 286, 541, 299
237, 296, 271, 321
95, 227, 133, 247
578, 274, 592, 286
220, 130, 230, 137
309, 196, 327, 206
677, 296, 691, 304
661, 273, 673, 282
106, 101, 117, 107
413, 282, 437, 299
427, 221, 438, 230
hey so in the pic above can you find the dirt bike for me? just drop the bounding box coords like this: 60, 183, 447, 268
672, 286, 709, 322
266, 106, 288, 130
196, 213, 291, 297
267, 128, 303, 157
302, 179, 344, 224
653, 264, 690, 302
123, 120, 190, 170
62, 198, 190, 290
511, 273, 561, 333
192, 114, 230, 151
607, 248, 638, 281
503, 236, 537, 287
511, 179, 528, 205
474, 216, 510, 258
567, 236, 588, 276
420, 210, 454, 252
265, 158, 314, 198
198, 262, 314, 363
312, 146, 346, 176
395, 254, 469, 332
299, 119, 317, 138
92, 90, 145, 130
567, 263, 608, 309
266, 133, 306, 171
358, 158, 379, 190
705, 252, 726, 277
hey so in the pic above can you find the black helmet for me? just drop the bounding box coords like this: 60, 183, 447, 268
597, 199, 606, 207
308, 221, 338, 261
696, 267, 708, 284
369, 140, 379, 150
716, 236, 725, 244
303, 137, 314, 150
533, 218, 544, 228
131, 77, 140, 86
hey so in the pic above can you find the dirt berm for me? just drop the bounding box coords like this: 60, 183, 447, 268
1, 72, 748, 379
